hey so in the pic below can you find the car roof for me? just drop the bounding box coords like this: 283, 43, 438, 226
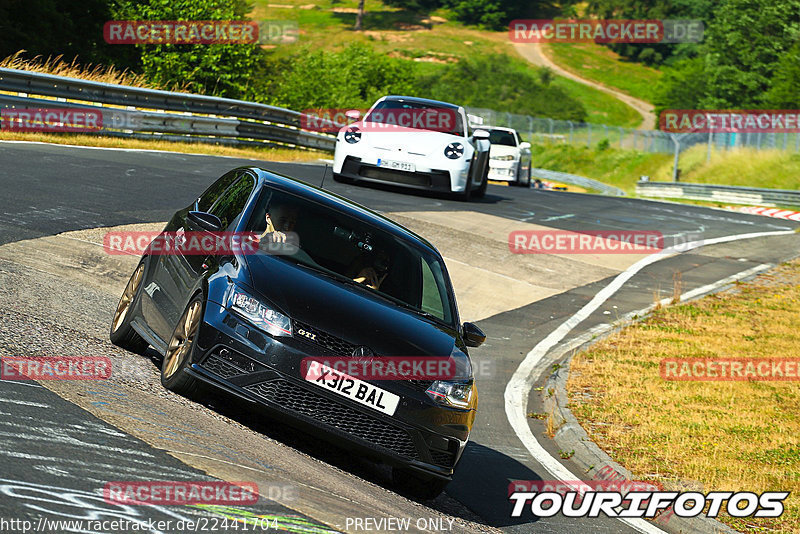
380, 95, 461, 110
484, 125, 517, 133
247, 167, 440, 254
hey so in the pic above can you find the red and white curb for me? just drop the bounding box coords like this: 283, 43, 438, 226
725, 206, 800, 221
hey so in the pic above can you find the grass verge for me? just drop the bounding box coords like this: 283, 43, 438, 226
543, 42, 661, 103
530, 142, 800, 198
0, 131, 328, 162
567, 258, 800, 533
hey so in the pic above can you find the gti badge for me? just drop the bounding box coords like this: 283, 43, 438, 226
297, 328, 317, 341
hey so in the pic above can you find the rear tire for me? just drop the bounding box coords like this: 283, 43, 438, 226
110, 260, 149, 353
161, 294, 203, 397
392, 467, 449, 501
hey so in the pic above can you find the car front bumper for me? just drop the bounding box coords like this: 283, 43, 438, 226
190, 302, 474, 480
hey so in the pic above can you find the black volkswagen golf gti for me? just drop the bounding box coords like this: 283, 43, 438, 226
110, 167, 485, 498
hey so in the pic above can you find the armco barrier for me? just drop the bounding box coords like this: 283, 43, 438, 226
533, 168, 626, 196
0, 68, 337, 152
636, 180, 800, 207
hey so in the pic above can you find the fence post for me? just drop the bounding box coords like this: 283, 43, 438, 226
548, 118, 554, 137
619, 127, 624, 148
783, 131, 788, 150
568, 121, 573, 144
672, 134, 681, 182
587, 123, 592, 147
527, 115, 533, 143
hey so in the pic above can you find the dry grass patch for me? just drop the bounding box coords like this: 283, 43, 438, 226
0, 131, 327, 162
568, 258, 800, 532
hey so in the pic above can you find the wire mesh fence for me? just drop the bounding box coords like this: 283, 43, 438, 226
465, 107, 800, 156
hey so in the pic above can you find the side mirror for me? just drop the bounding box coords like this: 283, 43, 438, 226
519, 141, 531, 150
187, 211, 223, 232
463, 322, 486, 348
345, 109, 361, 120
472, 129, 490, 140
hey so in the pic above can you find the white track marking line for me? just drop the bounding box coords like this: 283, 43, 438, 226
505, 229, 796, 533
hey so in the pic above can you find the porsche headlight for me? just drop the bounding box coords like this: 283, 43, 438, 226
425, 346, 476, 409
344, 126, 361, 144
444, 142, 464, 159
491, 154, 515, 161
227, 286, 292, 337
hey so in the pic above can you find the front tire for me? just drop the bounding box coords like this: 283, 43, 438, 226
161, 295, 203, 396
471, 157, 489, 199
110, 261, 149, 353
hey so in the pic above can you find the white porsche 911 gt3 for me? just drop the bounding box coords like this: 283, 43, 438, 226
332, 96, 491, 200
485, 127, 532, 187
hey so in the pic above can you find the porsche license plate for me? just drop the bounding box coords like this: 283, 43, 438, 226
304, 361, 400, 416
377, 158, 415, 173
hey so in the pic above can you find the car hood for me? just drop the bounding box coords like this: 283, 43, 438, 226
489, 145, 520, 157
244, 253, 458, 358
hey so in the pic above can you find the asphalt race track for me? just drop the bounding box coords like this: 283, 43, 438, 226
1, 140, 798, 534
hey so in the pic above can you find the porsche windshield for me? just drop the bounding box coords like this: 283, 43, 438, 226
364, 100, 464, 136
246, 188, 456, 325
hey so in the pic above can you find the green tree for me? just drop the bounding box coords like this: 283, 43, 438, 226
763, 41, 800, 108
112, 0, 267, 99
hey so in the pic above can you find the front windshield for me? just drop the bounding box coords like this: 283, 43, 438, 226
488, 129, 517, 146
246, 187, 456, 325
364, 100, 464, 136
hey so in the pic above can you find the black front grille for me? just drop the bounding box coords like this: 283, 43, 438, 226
359, 166, 431, 187
293, 320, 357, 356
245, 379, 420, 460
202, 355, 244, 380
430, 449, 456, 468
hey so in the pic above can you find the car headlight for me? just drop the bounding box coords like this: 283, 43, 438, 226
426, 380, 476, 409
444, 142, 464, 159
425, 346, 476, 409
490, 154, 515, 161
344, 126, 361, 144
227, 286, 292, 337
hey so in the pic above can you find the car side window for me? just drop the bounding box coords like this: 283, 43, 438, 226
209, 174, 256, 230
420, 258, 447, 322
198, 170, 239, 212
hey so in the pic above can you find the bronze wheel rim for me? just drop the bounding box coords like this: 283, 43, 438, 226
163, 300, 201, 379
112, 264, 144, 333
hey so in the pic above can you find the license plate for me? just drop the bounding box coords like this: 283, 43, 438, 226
304, 361, 400, 416
377, 158, 415, 172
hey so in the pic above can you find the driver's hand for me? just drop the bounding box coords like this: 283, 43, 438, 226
354, 267, 386, 290
259, 230, 288, 244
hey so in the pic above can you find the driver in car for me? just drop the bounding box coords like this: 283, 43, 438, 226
351, 250, 390, 291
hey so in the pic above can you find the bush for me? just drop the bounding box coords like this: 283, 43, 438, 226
419, 54, 587, 121
113, 0, 268, 100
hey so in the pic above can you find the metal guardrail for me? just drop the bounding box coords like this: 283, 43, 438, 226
0, 68, 336, 152
533, 168, 626, 196
636, 180, 800, 206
